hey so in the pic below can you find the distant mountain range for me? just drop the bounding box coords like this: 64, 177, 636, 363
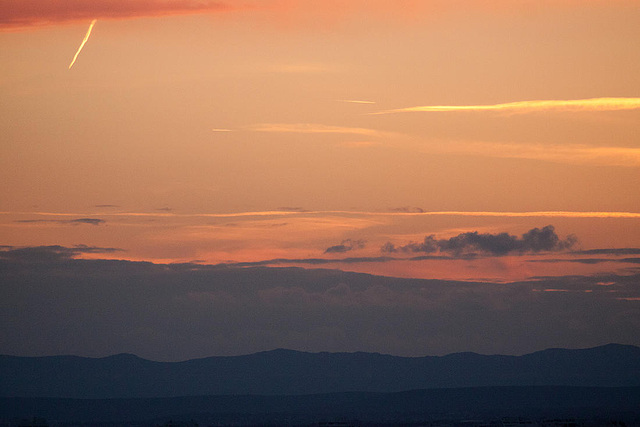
2, 343, 639, 398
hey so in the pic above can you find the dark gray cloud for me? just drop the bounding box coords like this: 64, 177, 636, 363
382, 225, 577, 256
95, 204, 120, 208
391, 206, 425, 213
324, 239, 366, 254
1, 247, 638, 361
156, 207, 173, 212
15, 218, 105, 226
70, 218, 105, 225
72, 244, 122, 254
0, 245, 122, 263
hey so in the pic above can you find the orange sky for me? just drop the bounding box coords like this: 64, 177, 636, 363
1, 0, 639, 282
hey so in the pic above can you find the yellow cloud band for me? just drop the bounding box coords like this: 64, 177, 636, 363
376, 97, 640, 114
251, 123, 393, 138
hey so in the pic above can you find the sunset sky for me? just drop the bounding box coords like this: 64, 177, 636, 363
1, 0, 639, 360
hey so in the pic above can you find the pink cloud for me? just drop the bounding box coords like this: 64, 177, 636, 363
0, 0, 236, 31
1, 0, 629, 32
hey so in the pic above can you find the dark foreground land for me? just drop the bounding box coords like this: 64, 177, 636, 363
2, 386, 640, 426
2, 346, 640, 425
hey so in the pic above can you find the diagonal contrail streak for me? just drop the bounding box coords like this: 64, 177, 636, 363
68, 19, 97, 69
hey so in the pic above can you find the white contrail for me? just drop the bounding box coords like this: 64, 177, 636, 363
68, 19, 97, 70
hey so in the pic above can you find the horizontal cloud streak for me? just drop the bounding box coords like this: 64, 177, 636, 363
4, 210, 640, 220
15, 218, 105, 225
573, 248, 640, 256
339, 100, 376, 104
376, 98, 640, 115
375, 211, 640, 219
251, 123, 395, 139
424, 141, 640, 167
529, 257, 640, 265
406, 140, 640, 167
0, 0, 234, 30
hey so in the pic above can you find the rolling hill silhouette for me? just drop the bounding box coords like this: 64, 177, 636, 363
2, 343, 639, 398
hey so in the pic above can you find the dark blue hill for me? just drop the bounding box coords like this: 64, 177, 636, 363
1, 344, 639, 398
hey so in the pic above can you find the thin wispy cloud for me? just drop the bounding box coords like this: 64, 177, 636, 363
398, 211, 640, 219
15, 218, 105, 226
375, 98, 640, 115
391, 207, 425, 213
417, 141, 640, 167
277, 207, 309, 213
339, 100, 376, 104
3, 210, 640, 220
528, 257, 640, 265
251, 123, 396, 139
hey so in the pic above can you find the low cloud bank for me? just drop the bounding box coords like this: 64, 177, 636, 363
1, 246, 639, 360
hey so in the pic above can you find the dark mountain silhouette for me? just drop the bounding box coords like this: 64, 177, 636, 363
1, 344, 639, 399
